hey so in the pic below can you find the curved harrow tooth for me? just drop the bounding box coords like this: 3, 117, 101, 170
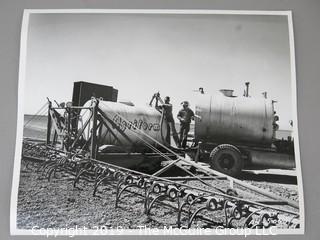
20, 139, 300, 230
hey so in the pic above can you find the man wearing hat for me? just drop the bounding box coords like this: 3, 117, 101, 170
177, 101, 195, 148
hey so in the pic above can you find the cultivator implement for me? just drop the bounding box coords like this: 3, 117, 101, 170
21, 139, 300, 230
20, 96, 301, 230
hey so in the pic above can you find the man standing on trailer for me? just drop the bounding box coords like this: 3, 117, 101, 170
156, 96, 181, 148
177, 101, 195, 148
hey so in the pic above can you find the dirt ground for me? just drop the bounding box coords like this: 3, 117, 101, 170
16, 118, 300, 230
16, 159, 299, 230
17, 161, 180, 229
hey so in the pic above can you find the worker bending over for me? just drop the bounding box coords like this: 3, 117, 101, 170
177, 101, 195, 148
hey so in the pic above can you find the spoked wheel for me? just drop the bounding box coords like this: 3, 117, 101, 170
209, 144, 243, 177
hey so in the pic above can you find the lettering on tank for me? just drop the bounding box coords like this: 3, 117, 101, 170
112, 114, 160, 132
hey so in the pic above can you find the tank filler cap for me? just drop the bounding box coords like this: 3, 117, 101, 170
219, 89, 235, 97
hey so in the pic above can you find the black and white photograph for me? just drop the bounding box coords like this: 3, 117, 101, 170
10, 9, 304, 235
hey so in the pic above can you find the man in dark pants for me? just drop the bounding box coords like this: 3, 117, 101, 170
177, 101, 195, 148
157, 96, 180, 147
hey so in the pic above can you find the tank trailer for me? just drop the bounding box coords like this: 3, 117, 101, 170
192, 88, 295, 176
44, 82, 295, 177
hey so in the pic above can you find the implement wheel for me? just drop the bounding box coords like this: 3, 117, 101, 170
209, 144, 243, 177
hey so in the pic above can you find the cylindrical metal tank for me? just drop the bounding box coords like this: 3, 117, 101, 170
194, 92, 276, 146
80, 100, 168, 149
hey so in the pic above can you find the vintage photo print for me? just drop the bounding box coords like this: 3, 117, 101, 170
11, 9, 304, 236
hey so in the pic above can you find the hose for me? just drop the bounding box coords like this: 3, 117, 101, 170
159, 109, 169, 147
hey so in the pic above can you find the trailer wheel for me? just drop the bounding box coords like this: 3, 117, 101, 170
209, 144, 243, 177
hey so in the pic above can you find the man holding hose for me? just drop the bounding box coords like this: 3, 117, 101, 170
157, 96, 181, 148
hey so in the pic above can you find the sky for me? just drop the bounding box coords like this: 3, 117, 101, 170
24, 13, 294, 130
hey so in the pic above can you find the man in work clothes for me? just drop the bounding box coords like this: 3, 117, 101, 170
157, 96, 180, 148
177, 101, 195, 148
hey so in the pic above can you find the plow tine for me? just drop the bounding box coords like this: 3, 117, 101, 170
93, 175, 112, 197
20, 139, 301, 230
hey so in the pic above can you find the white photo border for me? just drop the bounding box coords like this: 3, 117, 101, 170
10, 9, 304, 236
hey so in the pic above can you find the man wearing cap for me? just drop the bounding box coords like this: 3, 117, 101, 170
177, 101, 195, 148
157, 96, 180, 147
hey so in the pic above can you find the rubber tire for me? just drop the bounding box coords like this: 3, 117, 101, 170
209, 144, 243, 177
